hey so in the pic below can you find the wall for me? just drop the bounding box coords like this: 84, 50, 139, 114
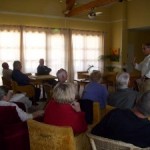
127, 0, 150, 29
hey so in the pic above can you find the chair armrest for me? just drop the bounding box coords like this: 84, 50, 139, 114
74, 132, 91, 150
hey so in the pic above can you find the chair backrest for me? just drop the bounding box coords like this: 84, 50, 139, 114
43, 83, 53, 100
27, 119, 76, 150
1, 77, 12, 90
80, 99, 115, 125
87, 133, 141, 150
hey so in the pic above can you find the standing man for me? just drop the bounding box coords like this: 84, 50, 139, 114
37, 59, 51, 75
133, 43, 150, 92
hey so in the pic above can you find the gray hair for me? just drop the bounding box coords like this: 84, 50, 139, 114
53, 82, 76, 103
116, 72, 130, 89
136, 91, 150, 116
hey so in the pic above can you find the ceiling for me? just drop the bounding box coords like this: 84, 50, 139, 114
0, 0, 122, 22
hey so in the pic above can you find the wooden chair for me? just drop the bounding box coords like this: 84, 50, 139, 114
43, 83, 53, 100
80, 99, 115, 126
27, 119, 91, 150
1, 76, 12, 90
87, 133, 144, 150
11, 80, 35, 98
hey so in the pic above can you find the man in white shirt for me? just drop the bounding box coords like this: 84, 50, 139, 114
0, 88, 44, 122
133, 43, 150, 92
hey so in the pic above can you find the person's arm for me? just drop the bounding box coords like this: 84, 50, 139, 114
15, 104, 44, 121
12, 71, 30, 85
143, 58, 150, 78
44, 66, 51, 74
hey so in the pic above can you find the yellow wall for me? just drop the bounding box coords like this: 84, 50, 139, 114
127, 0, 150, 29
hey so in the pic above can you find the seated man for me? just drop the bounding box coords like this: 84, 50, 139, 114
2, 62, 12, 80
91, 90, 150, 148
12, 60, 41, 103
107, 72, 141, 109
0, 87, 44, 122
37, 58, 57, 87
37, 58, 51, 75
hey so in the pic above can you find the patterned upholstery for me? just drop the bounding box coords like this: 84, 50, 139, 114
27, 119, 92, 150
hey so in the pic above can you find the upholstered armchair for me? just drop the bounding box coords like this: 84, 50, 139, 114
11, 80, 35, 98
27, 119, 91, 150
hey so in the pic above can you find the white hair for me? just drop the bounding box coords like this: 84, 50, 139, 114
116, 72, 130, 89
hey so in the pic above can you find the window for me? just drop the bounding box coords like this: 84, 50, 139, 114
0, 26, 104, 82
72, 31, 104, 79
23, 31, 46, 73
0, 28, 20, 75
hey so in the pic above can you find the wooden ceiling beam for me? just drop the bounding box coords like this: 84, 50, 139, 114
64, 0, 76, 15
65, 0, 120, 17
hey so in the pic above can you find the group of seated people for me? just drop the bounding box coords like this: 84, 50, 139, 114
1, 59, 150, 148
2, 59, 58, 105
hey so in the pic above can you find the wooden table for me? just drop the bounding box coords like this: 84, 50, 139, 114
29, 74, 57, 100
29, 74, 56, 82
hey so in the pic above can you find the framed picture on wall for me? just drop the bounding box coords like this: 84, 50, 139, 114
111, 48, 120, 62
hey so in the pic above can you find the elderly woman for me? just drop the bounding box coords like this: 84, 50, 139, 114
44, 82, 87, 134
107, 72, 141, 109
81, 70, 108, 108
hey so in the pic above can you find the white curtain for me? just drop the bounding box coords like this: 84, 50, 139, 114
71, 30, 104, 79
0, 26, 20, 75
22, 28, 46, 73
0, 25, 104, 83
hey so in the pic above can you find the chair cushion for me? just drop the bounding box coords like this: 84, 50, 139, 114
0, 106, 21, 124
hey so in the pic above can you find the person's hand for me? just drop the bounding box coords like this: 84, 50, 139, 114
71, 101, 81, 112
32, 110, 44, 118
6, 90, 13, 101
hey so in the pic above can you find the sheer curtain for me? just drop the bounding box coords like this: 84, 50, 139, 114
0, 25, 104, 83
22, 27, 46, 73
71, 30, 104, 79
0, 26, 20, 76
46, 29, 67, 76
